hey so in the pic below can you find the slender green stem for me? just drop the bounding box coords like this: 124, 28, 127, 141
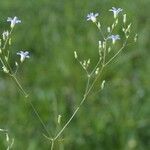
50, 65, 105, 150
86, 66, 104, 95
54, 105, 80, 141
102, 40, 107, 66
14, 65, 19, 75
95, 22, 105, 40
53, 78, 90, 141
0, 57, 5, 66
49, 52, 105, 150
85, 76, 90, 94
5, 59, 13, 75
51, 140, 54, 150
10, 74, 28, 97
106, 18, 118, 39
90, 58, 101, 77
10, 74, 52, 137
104, 41, 127, 67
53, 98, 86, 141
28, 100, 51, 137
76, 57, 89, 75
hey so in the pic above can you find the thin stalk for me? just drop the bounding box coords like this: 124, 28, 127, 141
106, 18, 118, 39
95, 22, 105, 40
102, 40, 107, 66
28, 100, 51, 137
0, 57, 5, 66
10, 74, 51, 137
76, 57, 89, 75
85, 76, 90, 94
10, 74, 28, 97
90, 58, 101, 77
51, 140, 54, 150
50, 65, 105, 149
6, 60, 13, 74
9, 74, 51, 137
104, 41, 127, 67
86, 66, 104, 95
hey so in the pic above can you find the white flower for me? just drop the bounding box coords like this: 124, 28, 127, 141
17, 51, 30, 62
87, 12, 99, 23
7, 16, 21, 28
109, 7, 123, 18
108, 35, 120, 44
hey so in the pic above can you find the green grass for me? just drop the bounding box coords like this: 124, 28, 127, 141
0, 0, 150, 149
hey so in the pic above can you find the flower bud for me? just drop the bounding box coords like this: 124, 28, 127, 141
97, 22, 101, 29
107, 27, 111, 33
95, 67, 99, 75
15, 61, 18, 66
74, 51, 78, 59
134, 34, 138, 42
101, 80, 105, 89
57, 115, 62, 124
2, 66, 9, 73
98, 41, 102, 48
123, 14, 126, 23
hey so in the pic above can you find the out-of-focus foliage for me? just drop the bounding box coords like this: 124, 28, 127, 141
0, 0, 149, 149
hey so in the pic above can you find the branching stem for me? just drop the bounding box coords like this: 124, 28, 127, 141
50, 65, 104, 149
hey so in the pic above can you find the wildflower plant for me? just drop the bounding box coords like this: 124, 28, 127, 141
48, 7, 137, 149
0, 7, 137, 149
0, 16, 54, 149
0, 16, 29, 97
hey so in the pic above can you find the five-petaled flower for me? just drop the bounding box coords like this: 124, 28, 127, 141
7, 16, 21, 28
108, 35, 120, 44
109, 7, 123, 18
87, 12, 99, 23
17, 51, 30, 62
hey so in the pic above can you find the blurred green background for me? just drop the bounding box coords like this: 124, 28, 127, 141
0, 0, 150, 149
